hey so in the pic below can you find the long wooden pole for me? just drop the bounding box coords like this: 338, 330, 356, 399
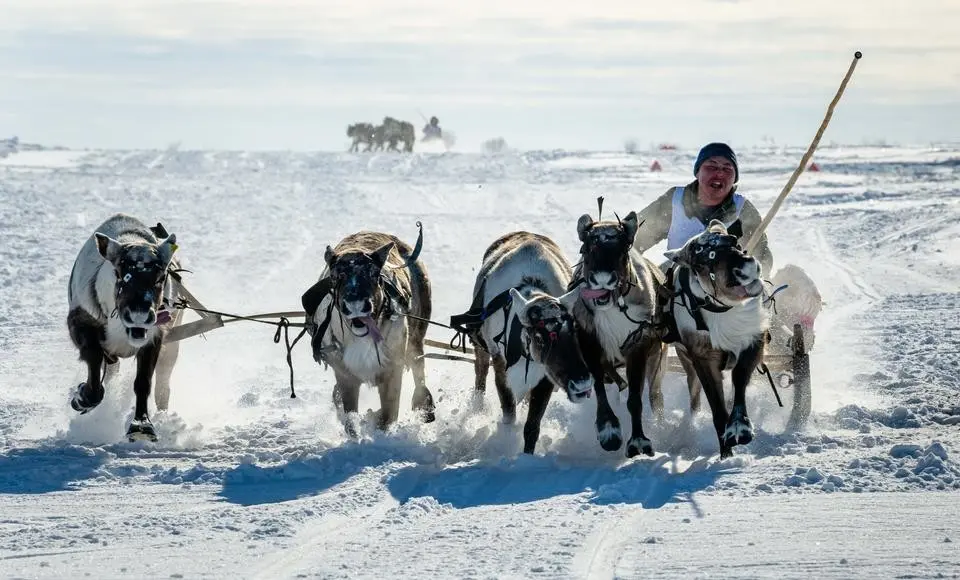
744, 51, 862, 254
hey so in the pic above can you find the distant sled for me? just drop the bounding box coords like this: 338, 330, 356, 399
418, 130, 456, 152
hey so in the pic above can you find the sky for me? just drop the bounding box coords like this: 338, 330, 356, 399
1, 0, 958, 151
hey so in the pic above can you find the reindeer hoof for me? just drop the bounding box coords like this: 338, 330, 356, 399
723, 414, 754, 448
70, 383, 102, 415
626, 437, 654, 458
126, 418, 158, 442
421, 409, 436, 424
597, 420, 623, 451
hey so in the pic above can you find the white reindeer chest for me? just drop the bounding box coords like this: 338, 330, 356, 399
673, 295, 769, 356
591, 300, 653, 362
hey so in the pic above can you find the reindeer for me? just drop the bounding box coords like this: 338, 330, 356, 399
662, 220, 770, 458
301, 230, 434, 436
347, 123, 376, 152
66, 214, 183, 442
566, 210, 667, 458
373, 117, 416, 153
454, 231, 592, 454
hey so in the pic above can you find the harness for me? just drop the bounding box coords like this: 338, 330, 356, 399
448, 283, 567, 381
448, 280, 515, 354
303, 271, 410, 366
661, 266, 733, 343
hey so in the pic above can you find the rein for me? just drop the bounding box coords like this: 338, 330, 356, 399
171, 298, 308, 399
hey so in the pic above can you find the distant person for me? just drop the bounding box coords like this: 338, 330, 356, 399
422, 116, 442, 140
632, 142, 773, 274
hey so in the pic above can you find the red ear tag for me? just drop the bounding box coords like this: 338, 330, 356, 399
548, 331, 558, 341
537, 320, 545, 328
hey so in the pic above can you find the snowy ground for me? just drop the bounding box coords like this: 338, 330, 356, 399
0, 144, 957, 579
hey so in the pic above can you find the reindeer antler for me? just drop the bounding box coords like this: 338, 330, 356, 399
597, 196, 604, 220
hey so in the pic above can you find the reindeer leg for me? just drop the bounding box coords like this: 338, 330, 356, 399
153, 313, 183, 412
645, 340, 668, 425
377, 370, 403, 431
333, 370, 361, 438
677, 348, 702, 414
624, 342, 655, 458
409, 343, 436, 424
522, 378, 554, 454
579, 330, 622, 452
690, 350, 730, 458
725, 340, 763, 449
68, 308, 106, 414
102, 361, 120, 385
491, 355, 517, 425
474, 343, 491, 394
127, 341, 161, 442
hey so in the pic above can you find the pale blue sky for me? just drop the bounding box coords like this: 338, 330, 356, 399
1, 0, 957, 151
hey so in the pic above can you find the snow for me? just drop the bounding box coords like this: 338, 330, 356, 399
1, 144, 958, 578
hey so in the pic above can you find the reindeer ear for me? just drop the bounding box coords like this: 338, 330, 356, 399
95, 233, 123, 264
371, 242, 395, 270
301, 277, 333, 319
577, 214, 594, 242
509, 288, 532, 325
156, 234, 178, 267
622, 211, 639, 244
324, 245, 336, 267
663, 247, 689, 268
558, 287, 580, 313
706, 219, 727, 234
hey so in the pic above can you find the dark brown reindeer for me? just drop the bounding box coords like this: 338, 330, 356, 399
347, 123, 376, 152
662, 220, 770, 458
454, 231, 593, 454
565, 210, 667, 458
67, 213, 183, 442
302, 230, 434, 436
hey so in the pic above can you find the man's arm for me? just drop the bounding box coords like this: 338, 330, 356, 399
632, 187, 674, 254
738, 200, 774, 275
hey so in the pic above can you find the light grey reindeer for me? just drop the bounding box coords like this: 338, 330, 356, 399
67, 213, 184, 442
302, 230, 435, 436
662, 220, 770, 458
456, 231, 593, 454
567, 210, 667, 458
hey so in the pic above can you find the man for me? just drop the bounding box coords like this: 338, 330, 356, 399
633, 142, 773, 275
422, 116, 442, 140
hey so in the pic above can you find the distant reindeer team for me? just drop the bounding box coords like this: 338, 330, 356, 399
67, 205, 782, 459
347, 117, 416, 153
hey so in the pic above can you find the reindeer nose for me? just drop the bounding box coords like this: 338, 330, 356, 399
342, 298, 373, 316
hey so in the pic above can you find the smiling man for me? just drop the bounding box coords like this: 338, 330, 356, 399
633, 142, 773, 274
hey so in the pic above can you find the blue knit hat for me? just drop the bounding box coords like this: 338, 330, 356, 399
694, 142, 739, 183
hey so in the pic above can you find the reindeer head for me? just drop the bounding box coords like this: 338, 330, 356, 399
576, 211, 640, 311
325, 242, 394, 338
96, 232, 177, 347
510, 288, 592, 402
664, 220, 763, 305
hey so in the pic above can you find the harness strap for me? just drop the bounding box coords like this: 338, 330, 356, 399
448, 286, 514, 335
678, 267, 731, 331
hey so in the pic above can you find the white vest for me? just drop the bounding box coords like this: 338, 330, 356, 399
666, 186, 745, 250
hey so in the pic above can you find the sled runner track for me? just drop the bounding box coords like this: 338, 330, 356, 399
848, 212, 955, 251
810, 225, 881, 303
575, 456, 674, 579
250, 463, 416, 579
